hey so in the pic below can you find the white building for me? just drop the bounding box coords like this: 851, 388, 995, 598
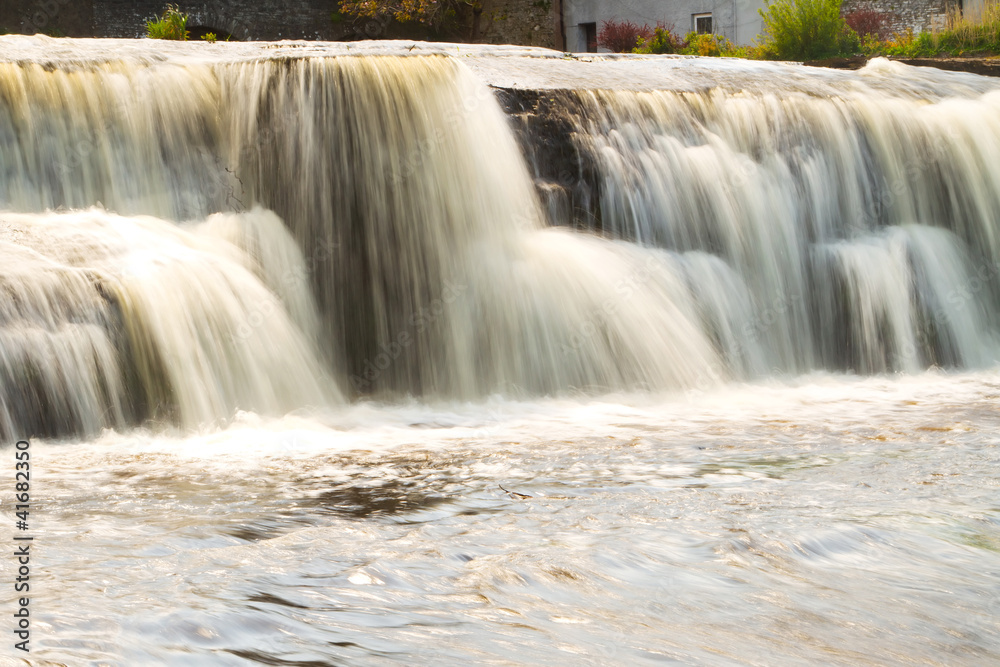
562, 0, 767, 50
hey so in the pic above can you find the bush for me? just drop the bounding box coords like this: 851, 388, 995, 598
877, 28, 938, 56
598, 20, 653, 52
844, 8, 894, 40
682, 32, 735, 56
201, 32, 217, 42
146, 4, 189, 40
634, 25, 683, 54
759, 0, 855, 59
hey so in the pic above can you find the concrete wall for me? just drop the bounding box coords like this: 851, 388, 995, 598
562, 0, 765, 49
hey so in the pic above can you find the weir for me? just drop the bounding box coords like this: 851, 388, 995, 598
2, 37, 1000, 439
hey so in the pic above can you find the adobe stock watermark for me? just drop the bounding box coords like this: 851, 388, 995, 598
11, 439, 33, 653
891, 257, 1000, 365
391, 80, 498, 188
19, 0, 71, 34
735, 290, 802, 357
349, 280, 468, 392
231, 236, 339, 342
562, 253, 675, 355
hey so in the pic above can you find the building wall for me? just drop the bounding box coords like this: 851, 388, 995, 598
562, 0, 764, 49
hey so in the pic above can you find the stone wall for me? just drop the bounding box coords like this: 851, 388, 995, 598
1, 0, 350, 40
1, 0, 558, 46
1, 0, 95, 37
482, 0, 558, 48
841, 0, 953, 35
0, 0, 969, 46
93, 0, 343, 40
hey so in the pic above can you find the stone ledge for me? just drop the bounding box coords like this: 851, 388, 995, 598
807, 55, 1000, 77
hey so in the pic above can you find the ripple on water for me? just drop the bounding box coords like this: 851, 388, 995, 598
16, 372, 1000, 665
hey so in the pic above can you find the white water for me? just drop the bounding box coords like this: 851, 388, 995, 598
0, 207, 335, 439
1, 47, 732, 433
552, 83, 1000, 376
16, 373, 1000, 665
1, 37, 999, 665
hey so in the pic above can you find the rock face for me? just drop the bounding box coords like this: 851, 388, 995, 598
495, 89, 602, 232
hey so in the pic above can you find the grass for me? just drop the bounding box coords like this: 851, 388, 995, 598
868, 2, 1000, 56
146, 4, 189, 41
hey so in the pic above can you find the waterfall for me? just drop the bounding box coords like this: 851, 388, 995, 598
0, 207, 336, 440
3, 38, 1000, 439
220, 56, 718, 397
510, 73, 1000, 376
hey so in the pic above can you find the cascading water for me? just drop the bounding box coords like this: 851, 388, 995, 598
2, 39, 999, 665
221, 56, 720, 398
0, 207, 335, 440
510, 71, 1000, 377
1, 46, 731, 439
4, 44, 1000, 436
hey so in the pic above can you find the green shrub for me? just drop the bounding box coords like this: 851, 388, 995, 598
721, 43, 771, 58
912, 30, 938, 55
201, 32, 217, 42
634, 26, 681, 54
681, 32, 736, 56
759, 0, 855, 59
146, 4, 189, 40
875, 28, 938, 56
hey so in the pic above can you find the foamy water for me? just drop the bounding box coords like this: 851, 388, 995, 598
12, 372, 998, 664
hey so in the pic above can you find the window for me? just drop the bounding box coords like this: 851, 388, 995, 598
581, 22, 597, 52
693, 13, 713, 34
